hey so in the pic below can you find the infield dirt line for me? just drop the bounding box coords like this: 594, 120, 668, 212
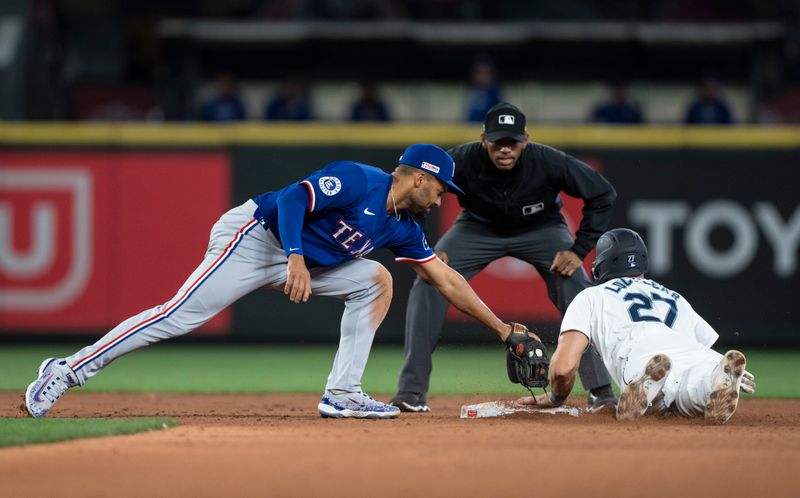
2, 393, 799, 498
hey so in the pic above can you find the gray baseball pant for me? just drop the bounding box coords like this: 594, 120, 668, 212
396, 213, 612, 402
66, 199, 390, 392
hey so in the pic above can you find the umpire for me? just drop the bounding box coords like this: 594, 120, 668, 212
391, 102, 618, 413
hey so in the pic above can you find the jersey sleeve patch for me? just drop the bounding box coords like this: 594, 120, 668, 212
302, 163, 367, 213
318, 176, 342, 196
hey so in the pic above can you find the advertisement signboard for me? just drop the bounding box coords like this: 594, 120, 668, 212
1, 128, 796, 346
0, 151, 232, 335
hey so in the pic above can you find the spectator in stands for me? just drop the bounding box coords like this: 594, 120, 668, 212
465, 58, 503, 122
201, 73, 247, 122
685, 77, 734, 125
264, 77, 313, 121
590, 82, 644, 124
350, 81, 392, 121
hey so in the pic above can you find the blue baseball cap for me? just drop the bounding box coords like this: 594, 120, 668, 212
398, 144, 464, 195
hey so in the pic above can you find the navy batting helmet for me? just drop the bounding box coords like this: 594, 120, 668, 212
591, 228, 649, 283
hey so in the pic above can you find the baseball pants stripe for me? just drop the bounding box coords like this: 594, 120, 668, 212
70, 218, 259, 372
70, 214, 258, 381
64, 199, 391, 392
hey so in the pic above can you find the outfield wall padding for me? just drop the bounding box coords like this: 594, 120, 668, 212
1, 124, 798, 347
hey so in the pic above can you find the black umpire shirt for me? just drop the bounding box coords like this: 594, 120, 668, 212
447, 141, 617, 259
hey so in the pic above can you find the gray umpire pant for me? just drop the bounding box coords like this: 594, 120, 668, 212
396, 212, 612, 402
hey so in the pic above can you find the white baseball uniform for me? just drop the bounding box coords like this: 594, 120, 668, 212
560, 276, 724, 416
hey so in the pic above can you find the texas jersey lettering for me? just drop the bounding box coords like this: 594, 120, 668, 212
253, 161, 435, 267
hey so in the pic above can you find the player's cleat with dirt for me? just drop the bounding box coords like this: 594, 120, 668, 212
318, 390, 400, 419
616, 354, 672, 421
24, 358, 80, 418
705, 350, 746, 425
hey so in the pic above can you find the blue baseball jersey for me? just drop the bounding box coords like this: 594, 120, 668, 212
253, 161, 436, 268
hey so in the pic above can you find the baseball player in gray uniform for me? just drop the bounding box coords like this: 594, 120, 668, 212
518, 228, 757, 423
392, 103, 618, 413
24, 144, 534, 420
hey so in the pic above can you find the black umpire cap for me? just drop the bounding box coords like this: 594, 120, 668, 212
483, 102, 527, 142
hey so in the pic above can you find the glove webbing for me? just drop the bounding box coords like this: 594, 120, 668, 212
526, 384, 549, 405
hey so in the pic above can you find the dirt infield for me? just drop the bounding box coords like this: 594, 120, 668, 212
2, 393, 799, 498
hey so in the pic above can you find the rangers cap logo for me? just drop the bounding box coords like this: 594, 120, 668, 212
498, 115, 515, 125
420, 161, 440, 174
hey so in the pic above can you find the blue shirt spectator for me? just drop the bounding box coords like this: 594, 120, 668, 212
350, 82, 391, 121
264, 78, 313, 121
592, 103, 643, 124
685, 100, 733, 124
685, 78, 734, 125
201, 74, 247, 122
465, 61, 503, 123
591, 84, 644, 124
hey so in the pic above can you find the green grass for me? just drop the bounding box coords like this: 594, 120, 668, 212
1, 344, 797, 398
0, 418, 177, 447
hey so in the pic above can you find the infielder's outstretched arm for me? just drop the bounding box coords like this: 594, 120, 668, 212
409, 258, 512, 341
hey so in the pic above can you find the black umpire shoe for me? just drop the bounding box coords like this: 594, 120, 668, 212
586, 386, 618, 414
390, 392, 431, 413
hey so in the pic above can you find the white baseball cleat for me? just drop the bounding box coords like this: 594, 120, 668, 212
705, 350, 746, 425
616, 354, 672, 421
24, 358, 80, 418
318, 390, 400, 419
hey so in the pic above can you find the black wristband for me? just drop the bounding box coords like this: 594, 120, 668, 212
549, 392, 568, 406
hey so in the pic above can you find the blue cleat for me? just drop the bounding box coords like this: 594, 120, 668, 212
318, 390, 400, 419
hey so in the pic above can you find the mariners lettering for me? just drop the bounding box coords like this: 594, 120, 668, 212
640, 279, 681, 301
603, 277, 681, 301
603, 278, 634, 293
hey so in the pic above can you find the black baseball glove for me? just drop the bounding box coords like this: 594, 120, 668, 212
505, 322, 550, 389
